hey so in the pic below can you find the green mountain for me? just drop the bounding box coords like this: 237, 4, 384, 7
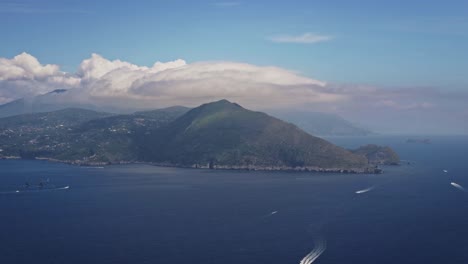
0, 108, 113, 129
65, 106, 190, 162
0, 100, 395, 173
137, 100, 369, 170
77, 106, 189, 133
352, 144, 400, 165
1, 90, 372, 136
0, 106, 187, 162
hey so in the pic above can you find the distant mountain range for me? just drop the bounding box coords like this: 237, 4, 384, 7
0, 100, 396, 173
0, 89, 142, 118
273, 111, 372, 136
0, 90, 372, 136
0, 89, 69, 118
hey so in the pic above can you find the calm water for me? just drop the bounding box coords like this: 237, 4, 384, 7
1, 136, 468, 264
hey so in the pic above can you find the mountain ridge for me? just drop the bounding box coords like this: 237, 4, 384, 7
0, 100, 396, 173
0, 92, 372, 136
132, 100, 371, 170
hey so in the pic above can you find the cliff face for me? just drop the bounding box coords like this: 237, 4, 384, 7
352, 144, 400, 165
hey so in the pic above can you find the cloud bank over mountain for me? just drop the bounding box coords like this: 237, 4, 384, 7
0, 53, 80, 103
0, 52, 331, 108
0, 52, 466, 134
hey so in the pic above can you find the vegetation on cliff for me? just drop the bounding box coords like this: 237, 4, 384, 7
352, 144, 400, 165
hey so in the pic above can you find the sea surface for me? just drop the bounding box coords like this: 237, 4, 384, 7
1, 136, 468, 264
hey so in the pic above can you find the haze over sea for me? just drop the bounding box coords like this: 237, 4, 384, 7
1, 136, 468, 264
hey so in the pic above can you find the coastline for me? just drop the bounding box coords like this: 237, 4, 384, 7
1, 156, 384, 174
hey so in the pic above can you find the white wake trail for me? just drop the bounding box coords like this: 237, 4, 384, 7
0, 190, 21, 194
14, 186, 70, 193
451, 182, 466, 192
299, 238, 326, 264
262, 210, 279, 218
356, 186, 375, 194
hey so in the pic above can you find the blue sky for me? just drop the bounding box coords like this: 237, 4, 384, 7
2, 0, 468, 88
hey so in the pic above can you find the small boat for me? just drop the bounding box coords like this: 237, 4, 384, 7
16, 179, 70, 192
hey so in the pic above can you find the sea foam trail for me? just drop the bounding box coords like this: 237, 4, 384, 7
0, 190, 21, 194
263, 211, 279, 218
356, 186, 375, 194
13, 186, 70, 193
299, 238, 326, 264
451, 182, 466, 192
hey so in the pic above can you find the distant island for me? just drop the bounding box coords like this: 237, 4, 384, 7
0, 100, 398, 173
406, 138, 431, 144
352, 144, 400, 165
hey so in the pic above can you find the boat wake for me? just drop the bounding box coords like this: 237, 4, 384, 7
262, 210, 278, 218
451, 182, 466, 192
299, 238, 326, 264
356, 186, 375, 194
1, 186, 71, 194
20, 185, 70, 193
0, 190, 21, 194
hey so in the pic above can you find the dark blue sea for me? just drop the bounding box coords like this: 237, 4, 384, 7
1, 136, 468, 264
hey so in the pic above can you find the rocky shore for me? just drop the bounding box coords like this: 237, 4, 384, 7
20, 156, 384, 174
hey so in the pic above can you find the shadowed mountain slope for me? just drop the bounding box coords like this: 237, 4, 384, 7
138, 100, 369, 170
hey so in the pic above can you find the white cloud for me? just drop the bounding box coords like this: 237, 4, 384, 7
77, 53, 187, 81
0, 53, 333, 109
151, 59, 187, 73
0, 52, 57, 80
0, 52, 466, 134
0, 52, 80, 101
76, 55, 332, 109
269, 33, 333, 44
78, 53, 142, 80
